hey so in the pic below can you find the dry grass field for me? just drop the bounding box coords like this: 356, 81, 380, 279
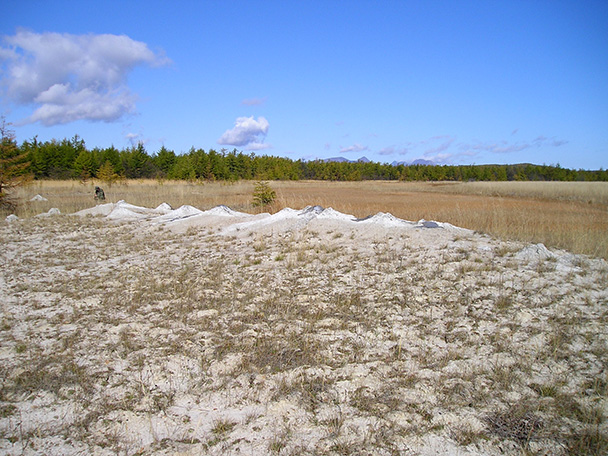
1, 180, 608, 455
11, 179, 608, 260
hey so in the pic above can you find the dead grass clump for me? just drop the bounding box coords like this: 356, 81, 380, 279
210, 417, 236, 436
246, 334, 322, 374
565, 426, 608, 456
8, 357, 92, 399
267, 426, 291, 454
297, 372, 335, 413
485, 403, 544, 449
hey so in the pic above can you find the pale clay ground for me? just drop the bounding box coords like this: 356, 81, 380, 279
1, 201, 607, 455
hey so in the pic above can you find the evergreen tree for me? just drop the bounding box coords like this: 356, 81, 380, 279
0, 118, 31, 211
73, 149, 93, 181
122, 142, 155, 178
153, 146, 177, 177
252, 181, 276, 207
100, 146, 122, 174
168, 155, 196, 181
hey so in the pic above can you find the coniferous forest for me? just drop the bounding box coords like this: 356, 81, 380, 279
17, 135, 608, 182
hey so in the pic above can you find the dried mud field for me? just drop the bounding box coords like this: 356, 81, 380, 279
1, 202, 607, 455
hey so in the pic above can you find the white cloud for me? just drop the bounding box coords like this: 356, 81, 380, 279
125, 132, 147, 146
0, 30, 169, 125
378, 146, 397, 156
378, 145, 413, 156
460, 135, 568, 155
28, 85, 137, 126
241, 97, 266, 106
423, 136, 455, 156
218, 116, 270, 149
551, 139, 568, 147
377, 134, 568, 164
339, 143, 368, 154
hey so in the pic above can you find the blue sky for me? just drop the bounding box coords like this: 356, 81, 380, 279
1, 1, 607, 169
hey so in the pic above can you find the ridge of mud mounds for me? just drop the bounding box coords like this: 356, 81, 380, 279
152, 205, 204, 223
157, 205, 264, 232
70, 201, 475, 241
106, 201, 152, 220
202, 204, 251, 217
73, 201, 116, 217
154, 202, 173, 213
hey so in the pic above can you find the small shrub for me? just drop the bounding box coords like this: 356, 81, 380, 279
252, 181, 276, 207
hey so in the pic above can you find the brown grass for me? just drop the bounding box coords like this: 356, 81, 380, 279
9, 179, 608, 259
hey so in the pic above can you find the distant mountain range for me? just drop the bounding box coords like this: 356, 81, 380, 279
322, 156, 435, 166
322, 156, 371, 163
390, 159, 435, 166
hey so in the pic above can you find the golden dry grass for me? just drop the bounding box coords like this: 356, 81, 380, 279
10, 179, 608, 259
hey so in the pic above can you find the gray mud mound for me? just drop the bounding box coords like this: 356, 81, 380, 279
1, 203, 606, 455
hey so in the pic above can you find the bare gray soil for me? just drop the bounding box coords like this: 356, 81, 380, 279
1, 203, 607, 455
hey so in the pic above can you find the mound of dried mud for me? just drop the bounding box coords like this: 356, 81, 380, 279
1, 203, 607, 455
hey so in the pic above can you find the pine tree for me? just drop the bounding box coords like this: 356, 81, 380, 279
0, 118, 31, 212
252, 181, 276, 207
73, 149, 93, 181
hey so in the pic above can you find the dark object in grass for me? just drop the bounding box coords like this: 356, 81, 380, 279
94, 186, 106, 201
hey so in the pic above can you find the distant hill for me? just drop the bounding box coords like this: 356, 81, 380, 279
323, 157, 350, 163
323, 157, 436, 166
323, 156, 370, 163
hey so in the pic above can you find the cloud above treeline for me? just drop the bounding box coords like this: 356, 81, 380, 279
339, 143, 368, 154
218, 116, 270, 151
0, 30, 169, 125
459, 136, 569, 156
241, 97, 266, 106
375, 135, 568, 163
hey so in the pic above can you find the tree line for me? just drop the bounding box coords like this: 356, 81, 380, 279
17, 135, 608, 182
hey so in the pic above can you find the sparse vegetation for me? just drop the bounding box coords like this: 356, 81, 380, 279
1, 184, 607, 455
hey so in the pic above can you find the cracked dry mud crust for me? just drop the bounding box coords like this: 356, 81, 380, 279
1, 204, 607, 455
